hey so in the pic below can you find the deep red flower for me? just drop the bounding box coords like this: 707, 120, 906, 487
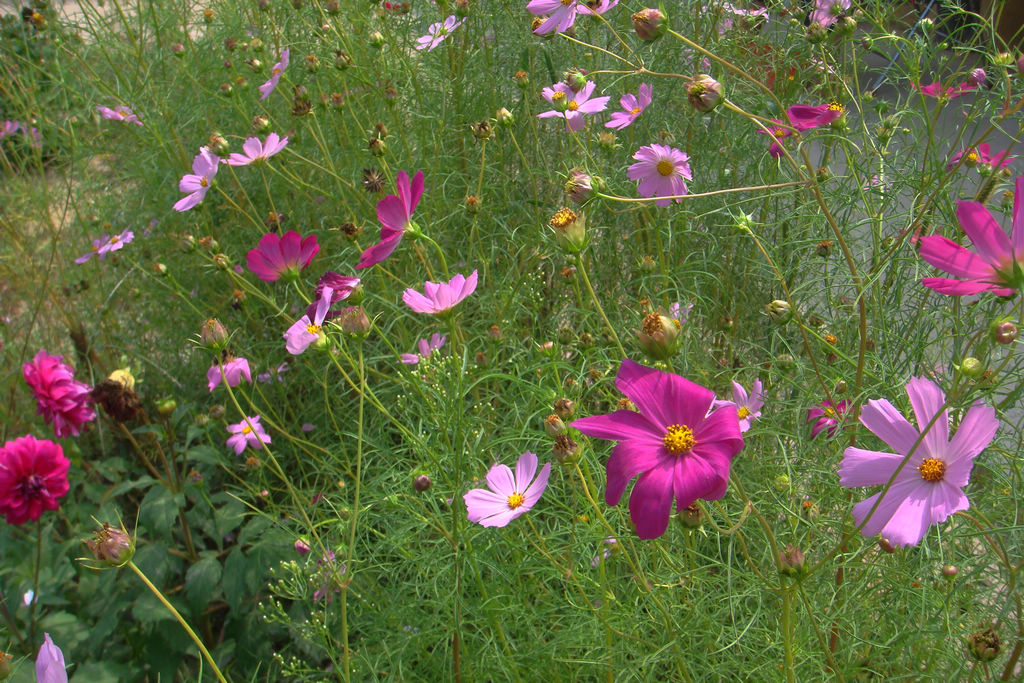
23, 350, 96, 438
0, 435, 70, 525
246, 230, 319, 282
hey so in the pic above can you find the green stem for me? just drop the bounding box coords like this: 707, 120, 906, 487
575, 253, 626, 358
340, 344, 365, 683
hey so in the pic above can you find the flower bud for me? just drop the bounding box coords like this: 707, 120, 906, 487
968, 68, 986, 87
877, 536, 896, 553
677, 502, 703, 528
208, 404, 225, 420
837, 15, 857, 35
252, 115, 270, 134
368, 136, 386, 157
816, 240, 834, 257
544, 414, 566, 437
765, 300, 792, 324
464, 195, 480, 215
496, 107, 514, 127
552, 433, 580, 463
637, 313, 681, 361
295, 539, 311, 555
565, 168, 593, 204
686, 74, 722, 113
304, 55, 320, 72
959, 356, 985, 379
805, 21, 827, 43
203, 9, 214, 23
212, 253, 231, 270
967, 627, 1000, 662
84, 522, 134, 566
246, 58, 263, 72
208, 132, 230, 157
488, 324, 502, 340
471, 120, 494, 141
368, 30, 385, 48
632, 9, 666, 41
200, 318, 229, 350
942, 564, 958, 579
773, 474, 790, 491
218, 82, 233, 96
562, 68, 589, 92
339, 306, 371, 336
413, 474, 432, 492
553, 397, 574, 418
171, 42, 185, 57
1017, 53, 1024, 74
334, 50, 352, 70
513, 70, 529, 89
0, 651, 11, 679
990, 319, 1018, 345
777, 544, 806, 577
548, 207, 587, 252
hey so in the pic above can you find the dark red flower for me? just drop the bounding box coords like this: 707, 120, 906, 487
0, 435, 70, 525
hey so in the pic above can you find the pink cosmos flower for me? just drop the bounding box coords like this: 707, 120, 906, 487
35, 633, 67, 683
75, 235, 110, 264
246, 231, 319, 282
96, 105, 143, 126
257, 362, 289, 383
807, 399, 847, 439
284, 286, 334, 355
23, 350, 96, 438
946, 143, 1014, 171
0, 121, 19, 139
919, 175, 1024, 296
464, 451, 551, 527
75, 230, 134, 264
0, 435, 70, 526
759, 119, 793, 158
839, 377, 998, 546
538, 81, 610, 132
571, 359, 745, 539
914, 80, 977, 99
400, 333, 446, 364
403, 270, 478, 314
307, 272, 361, 321
606, 83, 652, 130
785, 103, 843, 131
669, 301, 693, 324
714, 379, 764, 433
810, 0, 850, 27
627, 144, 692, 207
590, 536, 617, 567
357, 170, 425, 269
416, 15, 464, 51
226, 133, 289, 166
173, 147, 220, 212
207, 357, 253, 392
258, 47, 290, 100
713, 2, 769, 32
226, 415, 271, 455
527, 0, 617, 34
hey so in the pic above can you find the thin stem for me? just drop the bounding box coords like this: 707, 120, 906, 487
575, 253, 626, 358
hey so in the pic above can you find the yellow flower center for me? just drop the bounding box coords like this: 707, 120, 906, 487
663, 424, 696, 454
823, 407, 837, 419
91, 245, 99, 252
737, 406, 750, 419
200, 176, 209, 187
567, 101, 579, 111
549, 207, 577, 228
507, 492, 525, 509
630, 107, 642, 115
773, 128, 787, 139
551, 91, 566, 104
306, 323, 322, 335
110, 235, 120, 243
273, 67, 283, 76
918, 458, 946, 482
828, 101, 844, 112
242, 426, 252, 435
656, 160, 675, 177
561, 0, 573, 5
966, 151, 979, 163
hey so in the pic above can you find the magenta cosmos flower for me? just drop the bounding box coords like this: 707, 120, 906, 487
714, 379, 764, 433
357, 169, 425, 269
416, 15, 464, 51
400, 333, 446, 364
464, 451, 551, 527
0, 435, 70, 526
627, 144, 692, 207
403, 270, 478, 314
207, 357, 252, 391
0, 120, 19, 139
839, 377, 998, 546
23, 350, 96, 438
538, 81, 610, 132
919, 175, 1024, 296
96, 105, 143, 126
307, 272, 361, 321
947, 143, 1014, 171
173, 147, 220, 212
246, 230, 319, 282
36, 633, 67, 683
226, 415, 271, 455
786, 103, 844, 131
807, 399, 847, 439
258, 47, 290, 100
571, 359, 745, 539
914, 80, 977, 99
810, 0, 850, 27
285, 286, 334, 355
606, 83, 652, 130
227, 133, 289, 166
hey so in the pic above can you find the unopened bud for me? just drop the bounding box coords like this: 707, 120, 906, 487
959, 357, 984, 379
334, 50, 352, 70
677, 502, 703, 528
496, 107, 513, 127
686, 74, 722, 113
208, 133, 230, 157
942, 564, 958, 579
632, 8, 666, 41
252, 115, 270, 134
565, 168, 593, 204
990, 320, 1018, 345
805, 21, 827, 43
413, 474, 432, 492
200, 318, 229, 349
84, 523, 134, 566
968, 68, 987, 87
295, 539, 311, 555
765, 300, 792, 323
562, 68, 589, 92
513, 70, 529, 88
171, 42, 185, 57
544, 414, 566, 437
368, 136, 386, 157
339, 306, 371, 336
637, 312, 681, 361
777, 544, 806, 576
368, 30, 385, 48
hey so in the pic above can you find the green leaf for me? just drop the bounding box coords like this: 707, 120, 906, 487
187, 444, 221, 466
185, 554, 222, 612
222, 549, 247, 611
139, 486, 183, 536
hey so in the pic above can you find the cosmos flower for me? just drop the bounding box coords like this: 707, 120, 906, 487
226, 133, 289, 166
785, 103, 844, 131
0, 120, 19, 139
207, 357, 253, 392
464, 451, 551, 527
914, 80, 977, 99
173, 147, 220, 212
284, 286, 334, 355
537, 81, 610, 132
35, 633, 67, 683
96, 105, 143, 126
258, 47, 290, 100
714, 379, 764, 433
839, 377, 998, 546
257, 362, 289, 383
571, 359, 745, 539
919, 175, 1024, 296
23, 350, 96, 438
807, 399, 847, 439
590, 536, 618, 567
946, 143, 1014, 171
400, 333, 447, 364
606, 83, 652, 130
0, 435, 70, 526
402, 271, 478, 314
627, 144, 692, 207
225, 415, 271, 455
357, 170, 425, 269
415, 15, 464, 51
810, 0, 850, 27
246, 231, 319, 282
306, 272, 361, 321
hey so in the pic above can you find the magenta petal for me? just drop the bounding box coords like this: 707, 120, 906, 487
918, 235, 996, 281
956, 200, 1013, 267
1012, 176, 1024, 251
407, 170, 424, 213
377, 195, 409, 232
571, 410, 662, 442
627, 461, 676, 539
839, 447, 904, 487
356, 233, 402, 269
616, 358, 714, 430
671, 453, 728, 512
922, 277, 1010, 296
605, 441, 670, 506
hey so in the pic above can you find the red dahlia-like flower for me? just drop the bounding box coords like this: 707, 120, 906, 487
0, 434, 71, 525
23, 350, 96, 438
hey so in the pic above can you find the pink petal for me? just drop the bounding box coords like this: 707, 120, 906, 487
605, 440, 669, 506
945, 402, 997, 485
921, 277, 1012, 296
521, 463, 550, 508
615, 359, 714, 432
672, 452, 729, 512
859, 397, 919, 454
403, 288, 436, 313
627, 460, 676, 539
464, 488, 513, 524
485, 463, 516, 496
956, 200, 1013, 267
1013, 176, 1024, 252
356, 233, 402, 269
839, 447, 905, 487
571, 410, 663, 443
905, 377, 948, 457
919, 235, 999, 280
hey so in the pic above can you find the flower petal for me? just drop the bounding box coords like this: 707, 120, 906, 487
905, 376, 948, 458
627, 460, 676, 539
605, 440, 668, 506
956, 200, 1013, 268
839, 447, 905, 487
615, 358, 714, 431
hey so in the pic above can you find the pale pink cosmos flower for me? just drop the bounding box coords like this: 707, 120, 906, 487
96, 105, 143, 126
246, 231, 319, 282
100, 229, 134, 257
527, 0, 617, 34
669, 301, 693, 324
946, 143, 1014, 171
714, 379, 764, 433
403, 270, 478, 314
627, 144, 692, 207
173, 147, 220, 212
807, 399, 847, 439
0, 121, 19, 139
713, 2, 769, 33
464, 451, 551, 527
75, 235, 110, 264
400, 333, 446, 364
207, 357, 253, 392
357, 170, 425, 269
257, 362, 289, 383
839, 377, 998, 546
537, 81, 610, 132
35, 633, 67, 683
226, 415, 271, 455
919, 175, 1024, 296
227, 133, 288, 166
258, 47, 290, 100
810, 0, 850, 27
590, 536, 617, 567
416, 15, 464, 51
284, 286, 334, 355
606, 83, 652, 130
